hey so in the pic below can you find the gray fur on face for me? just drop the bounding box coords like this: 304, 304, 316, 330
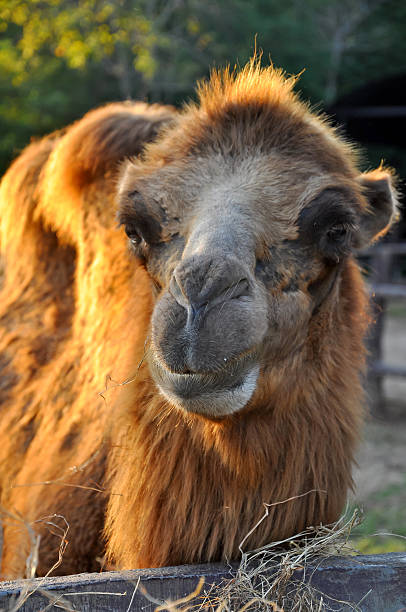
119, 133, 397, 418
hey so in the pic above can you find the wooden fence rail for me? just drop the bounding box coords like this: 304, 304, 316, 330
0, 553, 405, 611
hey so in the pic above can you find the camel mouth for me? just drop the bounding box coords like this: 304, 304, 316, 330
148, 354, 260, 417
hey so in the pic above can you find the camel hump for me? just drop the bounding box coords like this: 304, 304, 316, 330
0, 135, 58, 257
37, 102, 176, 243
49, 102, 175, 188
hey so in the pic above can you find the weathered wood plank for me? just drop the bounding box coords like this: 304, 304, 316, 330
369, 283, 406, 299
0, 553, 405, 611
359, 242, 406, 412
1, 563, 234, 612
338, 106, 406, 119
360, 243, 406, 257
371, 360, 406, 377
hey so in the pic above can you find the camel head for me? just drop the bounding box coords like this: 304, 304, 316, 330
118, 62, 397, 418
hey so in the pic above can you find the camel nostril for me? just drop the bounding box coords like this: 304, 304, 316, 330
169, 275, 189, 309
171, 258, 251, 323
221, 278, 250, 301
187, 300, 209, 325
233, 278, 250, 298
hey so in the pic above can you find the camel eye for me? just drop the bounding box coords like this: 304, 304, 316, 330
326, 224, 348, 242
125, 225, 143, 247
319, 221, 355, 263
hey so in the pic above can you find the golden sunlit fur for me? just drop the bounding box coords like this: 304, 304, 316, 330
0, 61, 396, 578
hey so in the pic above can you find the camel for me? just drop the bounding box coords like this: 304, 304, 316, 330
0, 60, 398, 579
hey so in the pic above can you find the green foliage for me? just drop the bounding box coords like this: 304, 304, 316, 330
1, 0, 406, 174
0, 0, 156, 77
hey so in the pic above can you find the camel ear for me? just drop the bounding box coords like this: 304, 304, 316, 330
355, 170, 399, 247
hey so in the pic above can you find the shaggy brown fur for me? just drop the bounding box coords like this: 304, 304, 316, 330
0, 61, 397, 578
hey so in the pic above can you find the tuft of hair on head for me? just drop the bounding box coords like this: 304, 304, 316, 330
195, 55, 301, 118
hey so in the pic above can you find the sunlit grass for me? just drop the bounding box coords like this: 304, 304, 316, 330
350, 475, 406, 553
354, 535, 406, 554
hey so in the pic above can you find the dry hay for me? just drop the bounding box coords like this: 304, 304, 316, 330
139, 505, 367, 612
199, 510, 365, 611
1, 503, 399, 612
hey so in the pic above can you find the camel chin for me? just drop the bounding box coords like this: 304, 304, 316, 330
149, 354, 260, 417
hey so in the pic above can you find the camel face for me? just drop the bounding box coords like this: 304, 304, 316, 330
118, 139, 389, 418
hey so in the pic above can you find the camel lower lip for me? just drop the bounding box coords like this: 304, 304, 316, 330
149, 357, 260, 416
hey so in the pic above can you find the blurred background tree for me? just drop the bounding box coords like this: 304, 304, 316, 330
1, 0, 405, 179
